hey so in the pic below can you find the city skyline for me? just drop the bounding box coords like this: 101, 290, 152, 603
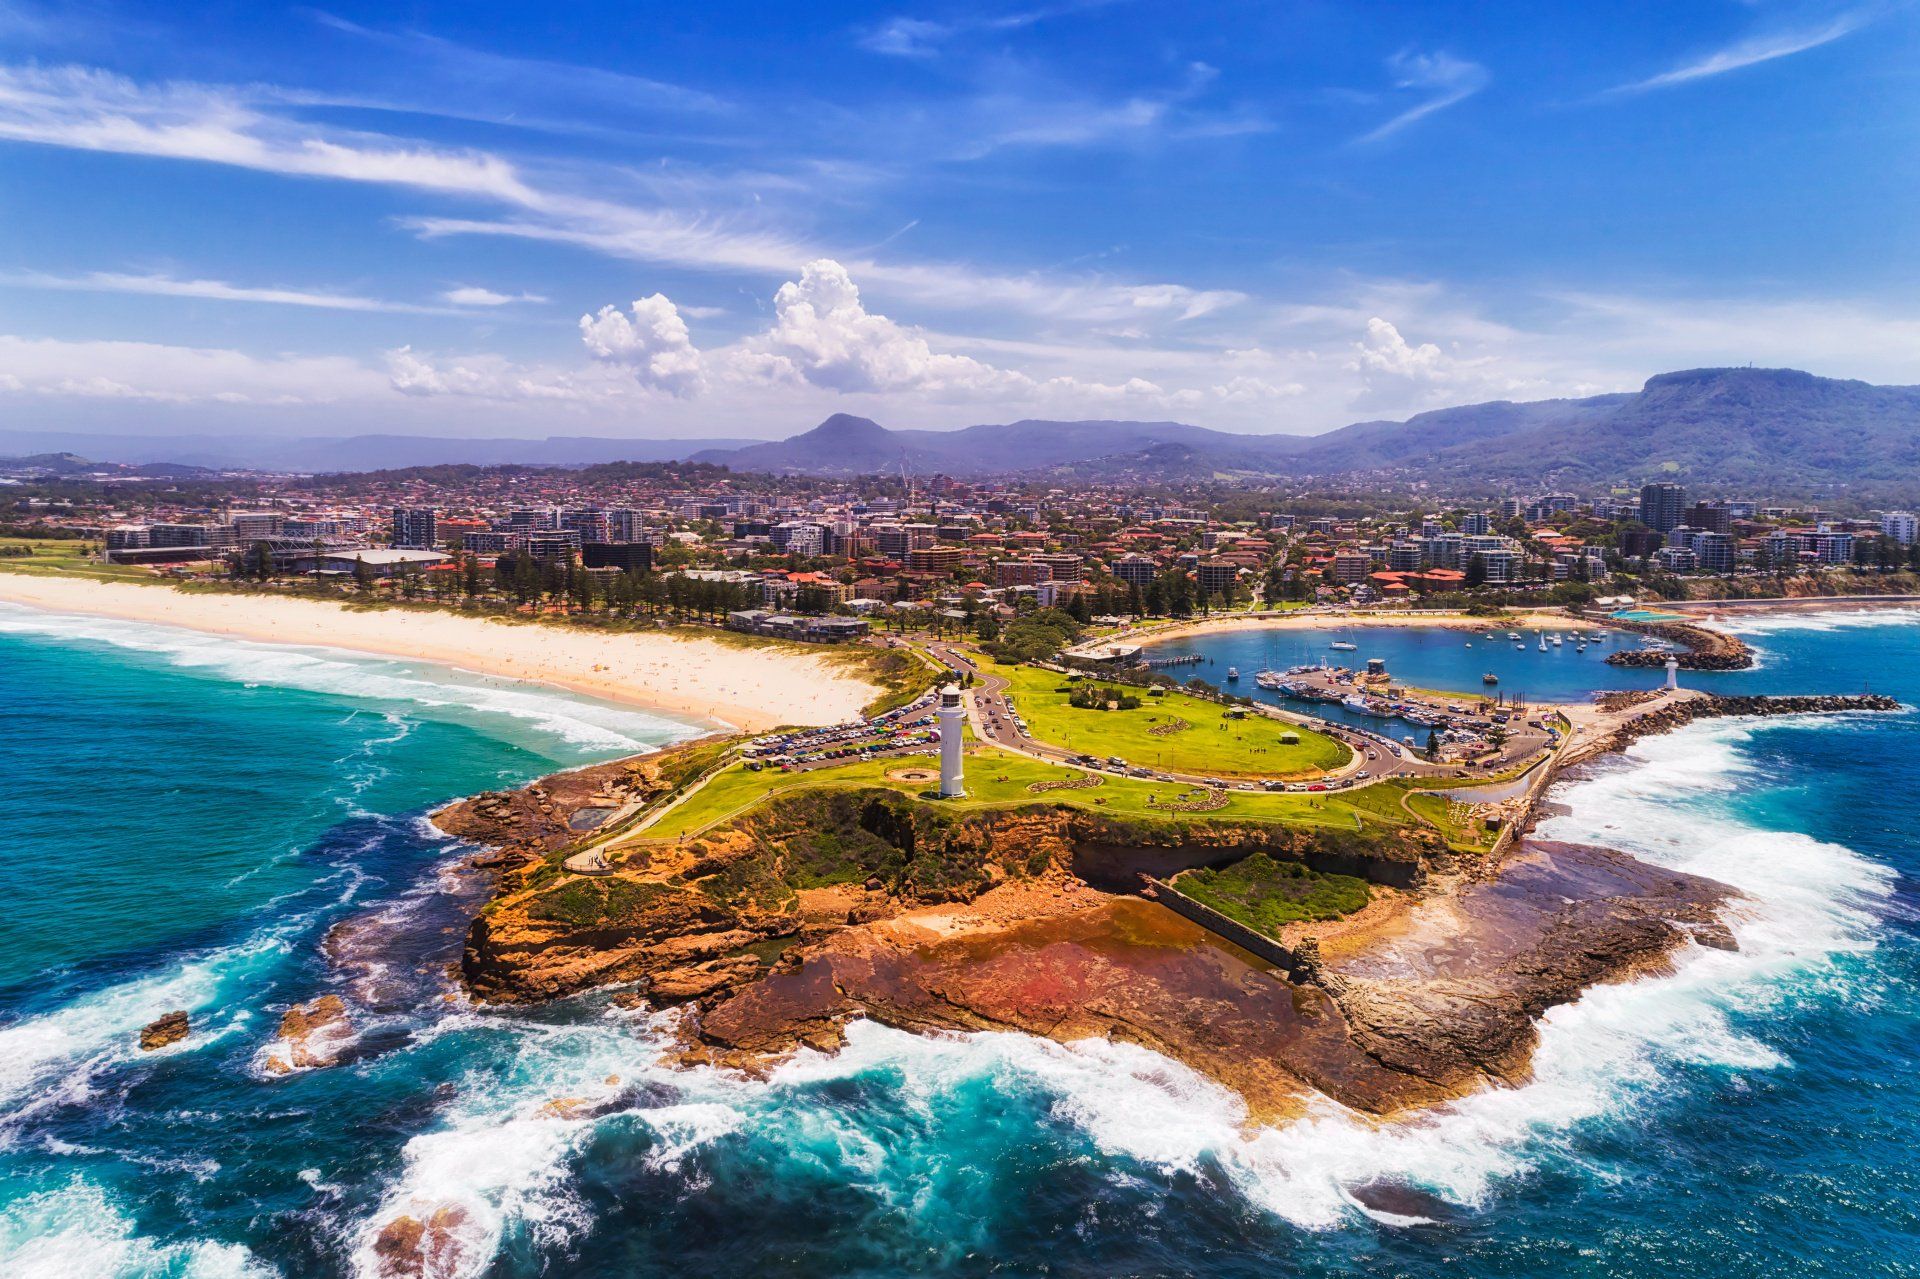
2, 0, 1918, 440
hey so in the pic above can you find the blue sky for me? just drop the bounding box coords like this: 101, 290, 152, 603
1, 0, 1916, 441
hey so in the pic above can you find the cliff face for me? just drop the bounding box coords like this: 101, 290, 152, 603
460, 790, 1438, 1009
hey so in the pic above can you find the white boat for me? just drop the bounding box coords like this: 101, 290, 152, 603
1537, 636, 1547, 651
1329, 640, 1358, 651
1549, 633, 1563, 646
1226, 666, 1240, 681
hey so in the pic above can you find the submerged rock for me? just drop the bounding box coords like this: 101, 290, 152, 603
138, 1010, 189, 1051
370, 1204, 471, 1279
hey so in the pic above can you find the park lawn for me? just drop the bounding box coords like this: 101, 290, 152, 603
0, 538, 163, 583
985, 659, 1350, 779
629, 743, 1405, 845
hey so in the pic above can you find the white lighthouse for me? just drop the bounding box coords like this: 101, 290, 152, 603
1665, 655, 1680, 691
937, 684, 966, 798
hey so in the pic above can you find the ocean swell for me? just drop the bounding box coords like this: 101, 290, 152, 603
0, 603, 697, 755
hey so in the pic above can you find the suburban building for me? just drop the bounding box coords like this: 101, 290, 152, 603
390, 507, 438, 550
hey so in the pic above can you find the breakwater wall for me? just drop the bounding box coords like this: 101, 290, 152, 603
1604, 618, 1754, 670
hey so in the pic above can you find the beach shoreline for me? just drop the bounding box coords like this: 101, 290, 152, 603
0, 574, 876, 732
1118, 606, 1593, 649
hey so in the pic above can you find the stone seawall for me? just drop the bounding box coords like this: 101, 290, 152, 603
1566, 693, 1902, 772
1140, 876, 1315, 980
1605, 618, 1754, 670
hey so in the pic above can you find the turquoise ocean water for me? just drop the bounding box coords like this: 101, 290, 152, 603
0, 601, 1915, 1276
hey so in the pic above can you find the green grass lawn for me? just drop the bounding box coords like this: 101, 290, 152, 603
0, 538, 167, 583
631, 743, 1404, 845
1175, 851, 1373, 931
984, 659, 1350, 778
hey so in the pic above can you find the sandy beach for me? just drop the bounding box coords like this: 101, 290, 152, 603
1117, 606, 1592, 648
0, 575, 877, 732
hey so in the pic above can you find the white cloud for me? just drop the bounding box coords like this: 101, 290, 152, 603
858, 17, 952, 58
1350, 316, 1450, 380
0, 60, 1246, 335
0, 64, 539, 202
385, 346, 611, 402
1611, 12, 1870, 94
442, 286, 546, 307
1356, 49, 1487, 143
857, 1, 1129, 58
749, 258, 1030, 395
2, 269, 456, 314
0, 333, 382, 404
579, 294, 707, 397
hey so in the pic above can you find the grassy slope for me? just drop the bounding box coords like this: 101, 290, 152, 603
631, 743, 1412, 846
985, 659, 1349, 778
0, 538, 164, 583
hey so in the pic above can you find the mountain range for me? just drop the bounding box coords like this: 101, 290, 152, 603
0, 433, 756, 474
690, 368, 1920, 496
5, 368, 1916, 496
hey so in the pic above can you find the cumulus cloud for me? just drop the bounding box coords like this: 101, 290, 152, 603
579, 294, 706, 397
751, 259, 1029, 395
1350, 317, 1449, 380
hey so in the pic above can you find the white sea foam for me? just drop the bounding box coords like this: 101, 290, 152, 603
346, 1012, 700, 1279
745, 714, 1894, 1230
1715, 605, 1920, 636
0, 1178, 273, 1278
0, 933, 286, 1131
0, 603, 696, 756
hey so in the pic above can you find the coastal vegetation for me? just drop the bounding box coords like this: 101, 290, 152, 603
1175, 852, 1373, 930
0, 536, 161, 583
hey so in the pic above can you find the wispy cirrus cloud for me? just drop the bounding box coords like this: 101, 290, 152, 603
0, 61, 1238, 332
442, 285, 547, 307
858, 0, 1130, 58
2, 269, 469, 315
304, 9, 727, 115
0, 64, 538, 202
1608, 9, 1873, 94
1355, 49, 1488, 143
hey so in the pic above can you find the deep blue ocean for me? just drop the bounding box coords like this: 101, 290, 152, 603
0, 601, 1916, 1277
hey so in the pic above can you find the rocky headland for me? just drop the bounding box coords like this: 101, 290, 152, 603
437, 687, 1901, 1122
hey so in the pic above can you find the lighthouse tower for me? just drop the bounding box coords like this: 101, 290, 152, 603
937, 685, 966, 798
1664, 655, 1680, 691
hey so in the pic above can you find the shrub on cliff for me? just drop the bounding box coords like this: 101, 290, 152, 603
1178, 853, 1371, 933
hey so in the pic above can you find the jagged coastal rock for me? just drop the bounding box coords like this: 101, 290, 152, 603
264, 994, 355, 1073
138, 1010, 189, 1051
